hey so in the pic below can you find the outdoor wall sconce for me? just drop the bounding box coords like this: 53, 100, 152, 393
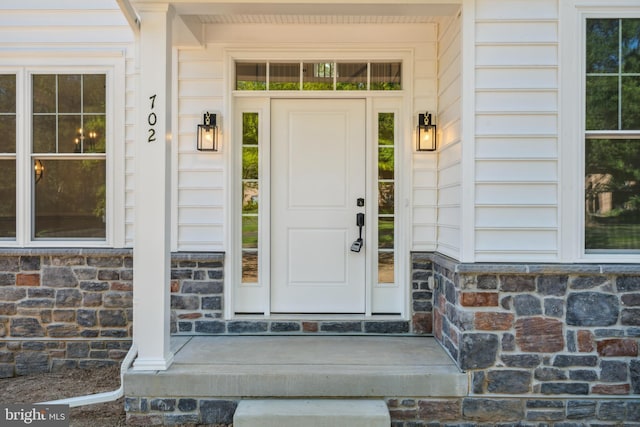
34, 159, 44, 184
416, 112, 437, 152
197, 112, 219, 152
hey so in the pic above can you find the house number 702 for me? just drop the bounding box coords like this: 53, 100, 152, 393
148, 94, 157, 143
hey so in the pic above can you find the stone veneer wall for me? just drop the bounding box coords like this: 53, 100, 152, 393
0, 249, 133, 378
170, 252, 432, 335
425, 252, 640, 425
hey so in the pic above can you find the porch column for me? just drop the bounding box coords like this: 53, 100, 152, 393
132, 3, 174, 370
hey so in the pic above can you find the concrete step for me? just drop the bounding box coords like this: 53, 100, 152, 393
234, 399, 390, 427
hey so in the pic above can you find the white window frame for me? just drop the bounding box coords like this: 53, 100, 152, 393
560, 1, 640, 263
0, 52, 126, 248
225, 48, 412, 319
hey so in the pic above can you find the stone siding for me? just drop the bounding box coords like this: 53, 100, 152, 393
0, 249, 133, 378
169, 252, 430, 335
429, 253, 639, 423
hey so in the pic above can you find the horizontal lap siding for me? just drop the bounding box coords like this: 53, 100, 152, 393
432, 12, 462, 258
474, 0, 559, 262
176, 48, 225, 250
413, 29, 440, 251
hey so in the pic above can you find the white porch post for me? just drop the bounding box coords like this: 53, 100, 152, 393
132, 3, 174, 370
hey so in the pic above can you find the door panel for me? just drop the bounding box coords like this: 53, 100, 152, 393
271, 99, 366, 313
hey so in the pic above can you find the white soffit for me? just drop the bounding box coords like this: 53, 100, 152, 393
165, 2, 460, 24
198, 15, 442, 24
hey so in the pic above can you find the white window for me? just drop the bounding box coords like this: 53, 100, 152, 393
0, 61, 123, 247
32, 73, 107, 240
584, 18, 640, 253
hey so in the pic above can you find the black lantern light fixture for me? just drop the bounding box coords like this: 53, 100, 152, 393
197, 112, 219, 152
416, 112, 437, 152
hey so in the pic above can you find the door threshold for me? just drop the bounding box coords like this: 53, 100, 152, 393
233, 313, 404, 321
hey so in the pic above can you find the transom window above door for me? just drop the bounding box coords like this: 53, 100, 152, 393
235, 61, 401, 91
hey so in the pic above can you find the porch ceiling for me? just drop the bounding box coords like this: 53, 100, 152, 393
131, 1, 461, 24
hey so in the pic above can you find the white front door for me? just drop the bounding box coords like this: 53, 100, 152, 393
271, 99, 366, 313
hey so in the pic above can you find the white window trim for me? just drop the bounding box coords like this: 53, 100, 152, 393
560, 1, 640, 263
0, 51, 126, 248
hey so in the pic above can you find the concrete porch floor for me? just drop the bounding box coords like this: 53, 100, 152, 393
124, 336, 468, 398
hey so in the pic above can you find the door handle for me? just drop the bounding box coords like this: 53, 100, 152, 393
351, 213, 365, 252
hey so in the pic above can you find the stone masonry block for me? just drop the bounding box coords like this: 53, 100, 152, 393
622, 308, 640, 325
320, 321, 362, 333
592, 384, 631, 394
47, 324, 79, 337
79, 281, 109, 291
199, 399, 237, 425
554, 355, 598, 367
600, 360, 628, 383
577, 330, 595, 352
42, 266, 78, 288
459, 333, 498, 369
500, 275, 535, 292
541, 382, 589, 395
501, 354, 541, 368
0, 273, 16, 286
566, 400, 596, 419
515, 317, 564, 353
16, 274, 40, 287
514, 295, 542, 316
475, 312, 514, 331
597, 338, 638, 357
0, 287, 26, 301
171, 295, 200, 310
617, 276, 640, 292
270, 322, 300, 332
462, 398, 524, 422
461, 292, 498, 307
622, 293, 640, 306
10, 318, 44, 337
194, 320, 225, 334
99, 309, 127, 327
228, 321, 268, 333
15, 351, 49, 375
55, 289, 82, 307
150, 398, 176, 412
0, 302, 17, 315
598, 401, 626, 421
103, 291, 133, 308
486, 369, 532, 393
20, 256, 41, 271
87, 257, 123, 268
567, 292, 619, 326
537, 275, 568, 296
632, 360, 640, 394
570, 275, 608, 290
0, 257, 19, 272
182, 281, 223, 294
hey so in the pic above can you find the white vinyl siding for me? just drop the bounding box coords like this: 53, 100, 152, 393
175, 48, 225, 251
176, 23, 440, 252
473, 0, 560, 262
410, 24, 441, 252
432, 11, 462, 258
